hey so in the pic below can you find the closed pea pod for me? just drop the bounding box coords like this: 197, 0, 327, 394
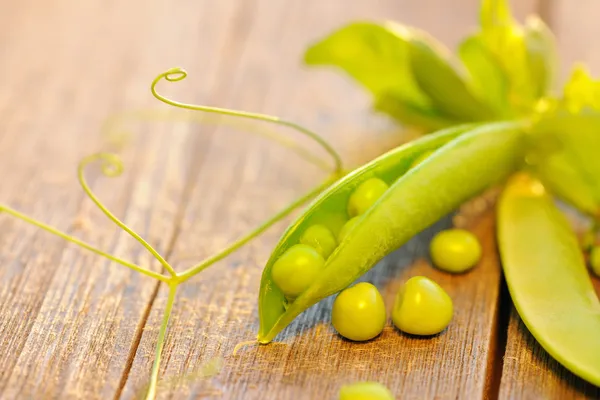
498, 173, 600, 386
259, 121, 525, 343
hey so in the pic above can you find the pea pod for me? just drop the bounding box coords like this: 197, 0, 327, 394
258, 122, 525, 343
497, 174, 600, 386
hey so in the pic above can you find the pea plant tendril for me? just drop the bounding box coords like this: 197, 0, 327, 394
0, 67, 344, 399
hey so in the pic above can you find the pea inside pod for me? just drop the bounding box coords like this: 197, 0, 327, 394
498, 173, 600, 386
258, 121, 525, 343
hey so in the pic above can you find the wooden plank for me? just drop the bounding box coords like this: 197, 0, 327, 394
498, 1, 600, 398
120, 1, 540, 399
0, 0, 248, 398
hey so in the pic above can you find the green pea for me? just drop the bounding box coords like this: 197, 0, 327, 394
392, 276, 453, 336
409, 150, 434, 168
331, 282, 386, 341
271, 244, 325, 298
339, 381, 394, 400
590, 246, 600, 277
259, 122, 524, 343
337, 216, 361, 243
347, 178, 389, 217
299, 224, 337, 258
430, 229, 482, 273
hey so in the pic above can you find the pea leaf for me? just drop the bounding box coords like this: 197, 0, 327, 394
480, 0, 513, 29
406, 31, 496, 121
532, 112, 600, 216
524, 15, 557, 98
374, 93, 459, 131
459, 34, 511, 116
562, 65, 600, 113
304, 21, 431, 108
477, 0, 539, 111
304, 21, 482, 130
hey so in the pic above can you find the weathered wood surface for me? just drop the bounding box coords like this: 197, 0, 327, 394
497, 1, 600, 399
1, 0, 599, 399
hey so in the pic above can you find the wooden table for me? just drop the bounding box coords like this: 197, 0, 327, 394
1, 0, 599, 398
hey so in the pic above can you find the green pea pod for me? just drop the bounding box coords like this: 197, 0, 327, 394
407, 32, 496, 122
258, 122, 525, 343
458, 35, 511, 117
524, 15, 557, 98
498, 174, 600, 386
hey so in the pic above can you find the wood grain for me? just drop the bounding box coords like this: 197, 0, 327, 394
13, 0, 600, 399
497, 2, 600, 398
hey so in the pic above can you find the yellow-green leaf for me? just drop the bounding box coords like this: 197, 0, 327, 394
563, 65, 600, 113
304, 21, 430, 108
459, 34, 511, 116
374, 93, 459, 131
407, 32, 495, 121
524, 15, 557, 98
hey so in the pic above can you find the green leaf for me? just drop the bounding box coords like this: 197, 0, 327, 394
407, 32, 496, 121
478, 0, 537, 111
304, 21, 430, 108
532, 150, 599, 217
524, 16, 557, 98
459, 34, 511, 116
374, 93, 459, 131
480, 0, 513, 30
532, 112, 600, 216
562, 65, 600, 113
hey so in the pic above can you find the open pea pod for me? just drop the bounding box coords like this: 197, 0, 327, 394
258, 122, 526, 343
498, 174, 600, 386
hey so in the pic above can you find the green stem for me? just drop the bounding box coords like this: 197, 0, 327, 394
0, 204, 169, 283
77, 153, 178, 277
150, 68, 344, 175
176, 177, 337, 283
145, 282, 178, 400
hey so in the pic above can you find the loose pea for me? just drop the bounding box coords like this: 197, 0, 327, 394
331, 282, 386, 341
410, 150, 434, 168
392, 276, 453, 336
271, 244, 325, 298
347, 178, 389, 217
430, 229, 482, 273
339, 381, 394, 400
590, 246, 600, 277
338, 216, 361, 243
299, 224, 337, 258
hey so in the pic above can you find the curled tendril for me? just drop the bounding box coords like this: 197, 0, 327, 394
77, 153, 177, 277
151, 67, 344, 175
